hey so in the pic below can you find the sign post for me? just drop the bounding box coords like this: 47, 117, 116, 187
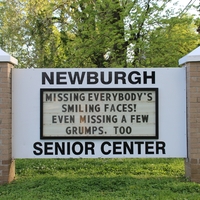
179, 46, 200, 183
0, 49, 17, 184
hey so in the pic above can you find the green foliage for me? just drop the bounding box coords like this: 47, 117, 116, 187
0, 158, 200, 199
143, 16, 199, 67
0, 0, 199, 68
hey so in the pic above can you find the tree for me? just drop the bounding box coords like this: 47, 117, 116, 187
139, 16, 199, 67
0, 0, 199, 68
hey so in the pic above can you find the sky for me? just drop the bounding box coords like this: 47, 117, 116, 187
175, 0, 199, 15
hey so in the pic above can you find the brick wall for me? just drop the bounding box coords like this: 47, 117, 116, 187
185, 62, 200, 183
0, 62, 15, 185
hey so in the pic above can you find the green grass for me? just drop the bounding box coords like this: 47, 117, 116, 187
0, 158, 200, 199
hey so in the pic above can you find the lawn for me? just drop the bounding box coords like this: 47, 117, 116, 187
0, 158, 200, 199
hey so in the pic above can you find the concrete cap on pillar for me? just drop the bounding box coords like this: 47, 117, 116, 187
0, 49, 18, 65
179, 46, 200, 65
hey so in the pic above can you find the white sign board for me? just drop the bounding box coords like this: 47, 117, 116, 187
12, 68, 187, 158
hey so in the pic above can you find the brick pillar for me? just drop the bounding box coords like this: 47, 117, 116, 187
179, 47, 200, 183
0, 49, 17, 185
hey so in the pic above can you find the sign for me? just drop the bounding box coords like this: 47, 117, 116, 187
12, 68, 187, 158
41, 88, 158, 139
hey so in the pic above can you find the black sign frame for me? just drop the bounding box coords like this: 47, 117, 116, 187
40, 88, 159, 140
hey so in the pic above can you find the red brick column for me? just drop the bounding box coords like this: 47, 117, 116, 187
0, 50, 17, 185
179, 47, 200, 183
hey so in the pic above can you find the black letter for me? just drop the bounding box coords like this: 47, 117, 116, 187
156, 141, 166, 154
85, 142, 95, 155
57, 72, 67, 84
101, 71, 112, 84
55, 142, 65, 155
87, 72, 98, 84
145, 142, 154, 154
113, 142, 122, 154
101, 142, 111, 155
45, 93, 52, 101
42, 72, 54, 84
128, 71, 141, 84
144, 71, 155, 84
33, 142, 43, 155
147, 93, 152, 101
44, 142, 54, 155
72, 142, 83, 155
135, 142, 144, 154
62, 104, 67, 112
123, 142, 134, 154
115, 72, 126, 84
68, 72, 85, 84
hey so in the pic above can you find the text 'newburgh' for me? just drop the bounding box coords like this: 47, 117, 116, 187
42, 71, 155, 85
